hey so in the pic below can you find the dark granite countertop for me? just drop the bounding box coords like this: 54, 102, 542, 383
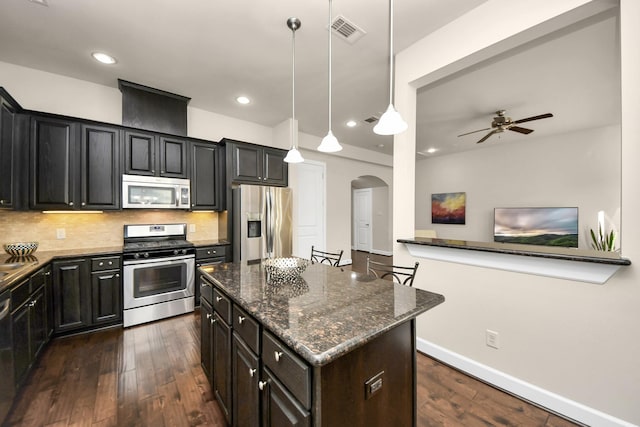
191, 239, 231, 247
200, 261, 445, 367
398, 237, 631, 266
0, 246, 123, 294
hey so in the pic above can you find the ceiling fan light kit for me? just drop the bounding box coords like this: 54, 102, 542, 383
317, 0, 343, 153
458, 109, 553, 144
373, 0, 407, 137
284, 17, 304, 164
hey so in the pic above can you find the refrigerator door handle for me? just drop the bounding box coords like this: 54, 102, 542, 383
265, 188, 274, 257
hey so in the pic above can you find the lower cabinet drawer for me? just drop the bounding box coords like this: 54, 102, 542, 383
212, 288, 231, 324
233, 305, 259, 354
262, 331, 311, 409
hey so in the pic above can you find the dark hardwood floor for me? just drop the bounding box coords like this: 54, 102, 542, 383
5, 310, 583, 427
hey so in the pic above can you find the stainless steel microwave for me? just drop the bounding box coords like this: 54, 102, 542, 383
122, 174, 190, 209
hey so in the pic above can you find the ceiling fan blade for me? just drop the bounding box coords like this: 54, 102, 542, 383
513, 113, 553, 124
508, 126, 534, 134
457, 127, 492, 137
477, 129, 498, 144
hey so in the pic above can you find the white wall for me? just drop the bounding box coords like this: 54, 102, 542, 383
415, 125, 621, 248
371, 186, 392, 255
394, 1, 640, 425
291, 141, 393, 263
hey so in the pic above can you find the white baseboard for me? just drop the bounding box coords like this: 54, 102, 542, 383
370, 249, 392, 257
417, 338, 637, 427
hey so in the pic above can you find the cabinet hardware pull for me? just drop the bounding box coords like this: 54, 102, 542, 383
216, 296, 222, 302
259, 380, 268, 390
274, 351, 283, 362
69, 201, 74, 206
206, 313, 212, 320
45, 271, 51, 276
29, 300, 37, 307
115, 274, 120, 278
238, 316, 245, 324
99, 262, 104, 266
211, 318, 216, 324
108, 261, 113, 265
249, 368, 256, 377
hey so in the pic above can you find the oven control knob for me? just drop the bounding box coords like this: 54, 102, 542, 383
173, 249, 179, 255
181, 249, 187, 255
134, 253, 140, 259
143, 252, 149, 258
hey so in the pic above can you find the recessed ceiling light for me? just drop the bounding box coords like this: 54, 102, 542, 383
426, 148, 437, 154
377, 144, 384, 148
91, 52, 117, 64
236, 96, 251, 105
28, 0, 48, 6
346, 120, 357, 128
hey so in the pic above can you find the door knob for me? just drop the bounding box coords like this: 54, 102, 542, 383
274, 351, 283, 362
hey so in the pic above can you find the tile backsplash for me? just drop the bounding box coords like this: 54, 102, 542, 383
0, 210, 220, 251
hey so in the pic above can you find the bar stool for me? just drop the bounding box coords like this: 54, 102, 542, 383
366, 257, 419, 287
310, 246, 344, 267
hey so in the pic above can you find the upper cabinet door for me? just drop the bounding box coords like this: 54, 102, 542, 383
0, 98, 15, 208
159, 136, 188, 178
229, 142, 289, 187
231, 143, 263, 183
30, 117, 77, 209
80, 124, 121, 210
124, 130, 156, 176
191, 142, 222, 210
263, 148, 288, 186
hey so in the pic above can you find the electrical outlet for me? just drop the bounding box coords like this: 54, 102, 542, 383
486, 329, 499, 349
189, 224, 196, 233
56, 228, 66, 239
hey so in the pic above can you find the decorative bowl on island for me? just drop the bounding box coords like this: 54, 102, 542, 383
263, 257, 309, 282
3, 242, 39, 256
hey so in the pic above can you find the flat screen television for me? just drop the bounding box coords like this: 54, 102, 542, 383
494, 207, 579, 248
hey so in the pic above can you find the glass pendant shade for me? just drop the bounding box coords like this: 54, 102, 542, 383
373, 103, 408, 135
318, 130, 342, 152
284, 146, 304, 163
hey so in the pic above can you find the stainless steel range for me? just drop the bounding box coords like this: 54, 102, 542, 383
122, 223, 195, 327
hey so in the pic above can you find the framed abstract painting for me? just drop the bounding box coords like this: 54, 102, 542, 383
431, 192, 466, 224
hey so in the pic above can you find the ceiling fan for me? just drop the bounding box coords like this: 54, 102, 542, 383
458, 110, 553, 144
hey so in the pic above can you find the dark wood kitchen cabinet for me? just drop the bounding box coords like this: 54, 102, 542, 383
90, 255, 122, 325
11, 267, 51, 389
124, 130, 188, 178
226, 140, 288, 186
30, 117, 121, 210
0, 93, 16, 208
30, 116, 77, 209
200, 274, 310, 426
80, 124, 121, 210
52, 258, 91, 333
53, 255, 122, 335
191, 141, 223, 210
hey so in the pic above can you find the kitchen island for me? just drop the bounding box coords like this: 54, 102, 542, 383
199, 261, 444, 427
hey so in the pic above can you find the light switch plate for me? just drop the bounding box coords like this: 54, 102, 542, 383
56, 228, 66, 239
189, 224, 196, 233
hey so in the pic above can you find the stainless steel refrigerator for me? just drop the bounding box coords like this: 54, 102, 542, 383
233, 185, 293, 262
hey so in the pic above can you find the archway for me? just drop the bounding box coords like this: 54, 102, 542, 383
350, 175, 392, 273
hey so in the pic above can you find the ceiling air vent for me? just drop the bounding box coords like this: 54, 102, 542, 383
364, 116, 379, 124
331, 15, 367, 44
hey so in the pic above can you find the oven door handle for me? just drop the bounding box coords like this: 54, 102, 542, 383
123, 254, 195, 266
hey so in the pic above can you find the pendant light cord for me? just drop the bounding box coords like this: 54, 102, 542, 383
328, 0, 333, 131
292, 23, 297, 149
388, 0, 394, 105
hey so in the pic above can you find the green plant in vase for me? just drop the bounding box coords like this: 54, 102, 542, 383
590, 225, 616, 251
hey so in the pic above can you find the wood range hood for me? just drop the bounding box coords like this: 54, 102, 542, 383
118, 79, 190, 136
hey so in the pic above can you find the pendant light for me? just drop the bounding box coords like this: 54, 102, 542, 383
317, 0, 343, 153
284, 17, 304, 164
373, 0, 408, 136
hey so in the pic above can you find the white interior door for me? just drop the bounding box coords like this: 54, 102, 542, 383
353, 188, 372, 252
293, 161, 326, 259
